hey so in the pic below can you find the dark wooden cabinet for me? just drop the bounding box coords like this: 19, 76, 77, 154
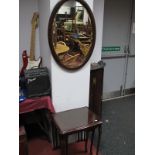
89, 61, 104, 118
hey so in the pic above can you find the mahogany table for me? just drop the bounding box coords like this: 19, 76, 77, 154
19, 96, 55, 114
52, 107, 102, 155
19, 96, 55, 143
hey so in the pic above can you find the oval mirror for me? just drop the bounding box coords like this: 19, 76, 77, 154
48, 0, 96, 70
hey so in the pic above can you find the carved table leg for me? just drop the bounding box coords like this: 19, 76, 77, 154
96, 124, 102, 155
60, 134, 68, 155
90, 128, 95, 154
85, 131, 89, 152
51, 120, 56, 149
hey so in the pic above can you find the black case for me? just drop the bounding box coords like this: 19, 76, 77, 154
24, 67, 51, 98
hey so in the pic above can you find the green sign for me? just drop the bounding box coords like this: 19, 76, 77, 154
102, 46, 121, 52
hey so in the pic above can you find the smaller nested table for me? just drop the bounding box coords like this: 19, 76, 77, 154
52, 107, 102, 155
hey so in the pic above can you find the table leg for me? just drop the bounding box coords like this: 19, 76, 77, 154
78, 131, 83, 141
51, 120, 60, 149
44, 112, 53, 143
25, 140, 29, 155
65, 135, 68, 155
55, 127, 59, 148
84, 131, 86, 141
19, 127, 29, 155
85, 131, 89, 152
78, 132, 80, 141
96, 125, 102, 155
60, 135, 68, 155
90, 128, 95, 154
82, 131, 85, 141
51, 120, 56, 149
37, 110, 53, 143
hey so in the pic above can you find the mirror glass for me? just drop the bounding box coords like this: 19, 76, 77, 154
48, 0, 96, 70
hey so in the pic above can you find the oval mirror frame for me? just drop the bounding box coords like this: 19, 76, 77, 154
48, 0, 96, 70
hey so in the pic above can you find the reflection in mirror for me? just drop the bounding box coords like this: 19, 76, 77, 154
49, 0, 96, 70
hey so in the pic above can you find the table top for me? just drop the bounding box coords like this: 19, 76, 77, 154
52, 107, 102, 135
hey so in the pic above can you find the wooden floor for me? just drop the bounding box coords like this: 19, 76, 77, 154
28, 138, 101, 155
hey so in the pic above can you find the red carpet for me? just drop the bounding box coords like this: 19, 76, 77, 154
28, 138, 101, 155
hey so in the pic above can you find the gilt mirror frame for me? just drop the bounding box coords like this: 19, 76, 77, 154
48, 0, 96, 71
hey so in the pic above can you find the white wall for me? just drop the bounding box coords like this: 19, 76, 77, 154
103, 58, 125, 92
102, 0, 132, 53
125, 57, 135, 88
38, 0, 52, 75
19, 0, 40, 69
91, 0, 105, 62
50, 0, 95, 112
102, 0, 135, 95
102, 57, 135, 94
